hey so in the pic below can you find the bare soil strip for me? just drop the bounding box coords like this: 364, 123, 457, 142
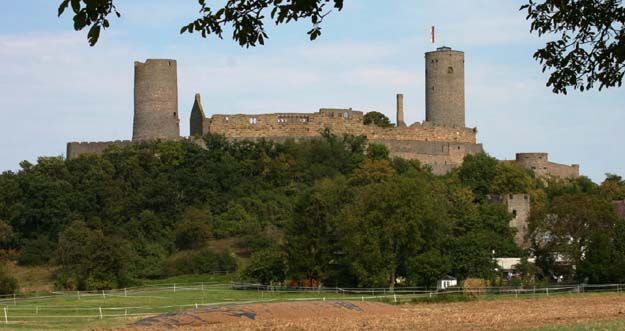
117, 294, 625, 331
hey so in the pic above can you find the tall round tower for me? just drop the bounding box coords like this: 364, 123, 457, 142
425, 46, 465, 127
133, 59, 180, 141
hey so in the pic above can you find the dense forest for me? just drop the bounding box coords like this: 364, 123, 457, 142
0, 131, 624, 292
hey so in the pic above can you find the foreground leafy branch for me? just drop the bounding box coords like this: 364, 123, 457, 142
521, 0, 625, 94
58, 0, 344, 47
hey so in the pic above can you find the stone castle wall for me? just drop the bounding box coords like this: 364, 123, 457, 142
204, 111, 477, 143
515, 153, 579, 178
66, 140, 134, 159
195, 106, 482, 174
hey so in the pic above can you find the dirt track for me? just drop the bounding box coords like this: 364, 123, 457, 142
119, 294, 625, 330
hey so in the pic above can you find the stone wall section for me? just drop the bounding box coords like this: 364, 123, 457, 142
506, 194, 531, 249
66, 140, 134, 159
515, 153, 579, 178
201, 107, 481, 172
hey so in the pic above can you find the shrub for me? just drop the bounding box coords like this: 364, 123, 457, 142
162, 248, 237, 277
17, 236, 56, 266
54, 221, 134, 290
243, 249, 287, 284
174, 207, 213, 250
0, 265, 18, 294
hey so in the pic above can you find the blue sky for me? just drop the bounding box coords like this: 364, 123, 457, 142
0, 1, 623, 182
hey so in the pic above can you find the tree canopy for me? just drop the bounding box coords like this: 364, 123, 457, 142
521, 0, 625, 94
57, 0, 344, 47
363, 111, 394, 128
1, 134, 623, 288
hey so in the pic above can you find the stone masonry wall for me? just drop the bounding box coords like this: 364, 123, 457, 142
207, 111, 477, 143
66, 140, 134, 159
203, 108, 481, 172
515, 153, 579, 178
506, 193, 531, 249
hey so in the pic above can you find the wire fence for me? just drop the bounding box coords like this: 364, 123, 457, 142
1, 282, 624, 325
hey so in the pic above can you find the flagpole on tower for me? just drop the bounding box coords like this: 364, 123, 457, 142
431, 26, 435, 44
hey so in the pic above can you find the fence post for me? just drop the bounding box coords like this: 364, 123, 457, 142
77, 290, 81, 300
124, 288, 127, 297
394, 294, 397, 303
546, 287, 549, 296
36, 306, 38, 315
4, 307, 7, 324
102, 290, 106, 299
174, 283, 176, 293
99, 307, 103, 320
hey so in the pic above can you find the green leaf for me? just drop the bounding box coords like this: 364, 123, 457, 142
87, 25, 101, 47
70, 0, 81, 14
58, 0, 70, 17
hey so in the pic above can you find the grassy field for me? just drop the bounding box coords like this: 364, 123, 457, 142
0, 274, 365, 330
2, 276, 625, 331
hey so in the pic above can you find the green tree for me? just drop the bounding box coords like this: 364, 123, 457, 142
243, 248, 287, 284
367, 143, 390, 161
55, 221, 133, 290
58, 0, 344, 47
491, 162, 534, 195
339, 175, 449, 288
599, 173, 625, 200
17, 236, 56, 266
363, 112, 394, 128
405, 251, 452, 287
458, 153, 499, 201
0, 220, 14, 248
521, 0, 625, 93
174, 207, 212, 250
530, 193, 620, 280
284, 178, 349, 286
0, 264, 18, 295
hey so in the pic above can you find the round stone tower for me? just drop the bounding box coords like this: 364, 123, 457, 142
425, 46, 465, 127
133, 59, 180, 141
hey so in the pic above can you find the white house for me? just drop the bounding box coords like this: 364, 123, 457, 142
437, 276, 457, 290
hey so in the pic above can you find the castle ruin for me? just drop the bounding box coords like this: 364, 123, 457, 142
66, 47, 579, 179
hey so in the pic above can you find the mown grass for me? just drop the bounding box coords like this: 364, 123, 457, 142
1, 277, 624, 331
0, 279, 358, 330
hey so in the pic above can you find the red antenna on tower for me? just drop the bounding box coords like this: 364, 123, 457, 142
431, 26, 435, 44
